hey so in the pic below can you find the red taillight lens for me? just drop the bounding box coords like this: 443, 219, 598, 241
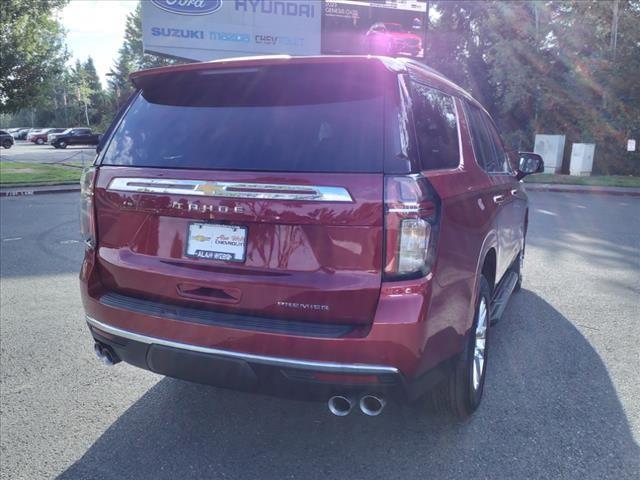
80, 167, 96, 249
384, 175, 439, 280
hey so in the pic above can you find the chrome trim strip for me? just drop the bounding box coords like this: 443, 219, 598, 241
86, 316, 399, 375
387, 207, 421, 213
108, 178, 353, 203
387, 202, 420, 214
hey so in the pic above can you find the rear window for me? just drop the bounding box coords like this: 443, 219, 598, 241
102, 64, 387, 173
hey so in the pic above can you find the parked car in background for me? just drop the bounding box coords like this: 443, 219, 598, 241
365, 22, 423, 57
0, 130, 15, 149
51, 128, 101, 149
47, 128, 71, 144
13, 128, 31, 140
81, 56, 544, 419
30, 128, 66, 145
24, 128, 45, 141
26, 129, 46, 142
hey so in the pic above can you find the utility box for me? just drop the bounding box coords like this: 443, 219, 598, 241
569, 143, 596, 176
534, 134, 565, 173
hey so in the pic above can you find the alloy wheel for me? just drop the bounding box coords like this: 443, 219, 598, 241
472, 298, 488, 391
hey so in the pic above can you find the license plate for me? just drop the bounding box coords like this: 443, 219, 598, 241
186, 223, 247, 262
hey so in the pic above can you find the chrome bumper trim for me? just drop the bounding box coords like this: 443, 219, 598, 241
86, 316, 399, 376
107, 178, 353, 203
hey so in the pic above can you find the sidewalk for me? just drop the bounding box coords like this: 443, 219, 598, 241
524, 183, 640, 197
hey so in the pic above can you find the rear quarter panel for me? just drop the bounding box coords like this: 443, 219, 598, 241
421, 97, 499, 358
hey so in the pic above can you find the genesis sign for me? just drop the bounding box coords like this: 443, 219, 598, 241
142, 0, 426, 61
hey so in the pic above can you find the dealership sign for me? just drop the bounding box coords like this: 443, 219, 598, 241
142, 0, 427, 61
150, 0, 224, 16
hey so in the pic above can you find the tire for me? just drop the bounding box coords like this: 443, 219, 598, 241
2, 140, 12, 149
57, 141, 67, 149
430, 275, 491, 419
36, 138, 44, 145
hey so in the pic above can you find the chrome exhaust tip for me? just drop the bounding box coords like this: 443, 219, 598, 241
328, 395, 353, 416
93, 342, 119, 366
101, 348, 116, 366
359, 395, 386, 416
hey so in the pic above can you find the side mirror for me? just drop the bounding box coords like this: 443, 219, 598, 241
517, 152, 544, 180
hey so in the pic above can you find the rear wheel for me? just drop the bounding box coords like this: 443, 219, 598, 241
430, 275, 491, 418
36, 138, 44, 145
2, 140, 11, 149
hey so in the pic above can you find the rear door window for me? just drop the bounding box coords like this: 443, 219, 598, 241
409, 81, 460, 170
102, 65, 386, 173
464, 102, 500, 173
483, 118, 512, 174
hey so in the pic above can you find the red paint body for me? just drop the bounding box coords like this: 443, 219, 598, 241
80, 56, 527, 400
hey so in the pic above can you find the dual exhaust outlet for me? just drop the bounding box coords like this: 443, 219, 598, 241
328, 394, 386, 417
93, 340, 384, 415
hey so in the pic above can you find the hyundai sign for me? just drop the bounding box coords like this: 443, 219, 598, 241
142, 0, 427, 61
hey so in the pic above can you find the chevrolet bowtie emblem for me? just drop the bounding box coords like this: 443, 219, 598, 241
192, 235, 211, 242
195, 183, 225, 196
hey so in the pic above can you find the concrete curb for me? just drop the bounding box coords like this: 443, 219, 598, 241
0, 184, 80, 197
524, 184, 640, 197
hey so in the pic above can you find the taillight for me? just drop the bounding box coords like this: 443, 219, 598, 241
80, 167, 96, 249
384, 175, 439, 280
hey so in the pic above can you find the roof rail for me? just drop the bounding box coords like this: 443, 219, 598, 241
399, 58, 447, 80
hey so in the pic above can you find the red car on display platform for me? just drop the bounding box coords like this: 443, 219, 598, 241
365, 22, 423, 57
80, 55, 543, 419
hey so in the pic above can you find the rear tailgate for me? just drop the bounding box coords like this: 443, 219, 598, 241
94, 61, 395, 326
94, 168, 382, 325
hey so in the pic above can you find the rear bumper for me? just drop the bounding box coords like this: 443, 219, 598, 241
81, 255, 461, 401
87, 315, 452, 402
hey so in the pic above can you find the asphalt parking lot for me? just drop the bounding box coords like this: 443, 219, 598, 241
1, 140, 95, 165
0, 190, 638, 480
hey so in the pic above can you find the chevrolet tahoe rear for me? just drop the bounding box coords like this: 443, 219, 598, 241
80, 55, 542, 418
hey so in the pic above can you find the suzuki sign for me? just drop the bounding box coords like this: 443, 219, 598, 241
142, 0, 427, 61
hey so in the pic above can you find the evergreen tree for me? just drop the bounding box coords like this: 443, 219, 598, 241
108, 2, 182, 106
0, 0, 69, 113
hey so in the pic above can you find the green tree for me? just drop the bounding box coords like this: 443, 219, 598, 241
427, 0, 639, 174
108, 2, 182, 106
83, 57, 108, 126
0, 0, 69, 113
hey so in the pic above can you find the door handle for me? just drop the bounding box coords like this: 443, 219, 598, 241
493, 194, 506, 204
510, 189, 518, 196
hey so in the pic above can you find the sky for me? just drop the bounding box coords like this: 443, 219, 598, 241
59, 0, 138, 88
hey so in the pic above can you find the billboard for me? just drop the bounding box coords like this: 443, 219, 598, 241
142, 0, 427, 61
322, 1, 426, 57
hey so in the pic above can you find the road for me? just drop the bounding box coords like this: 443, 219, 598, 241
1, 140, 95, 165
1, 191, 638, 480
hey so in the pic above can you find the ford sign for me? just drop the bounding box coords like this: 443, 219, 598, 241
151, 0, 223, 16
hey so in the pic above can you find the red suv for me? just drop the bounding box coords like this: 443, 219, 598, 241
80, 56, 543, 418
365, 22, 423, 57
